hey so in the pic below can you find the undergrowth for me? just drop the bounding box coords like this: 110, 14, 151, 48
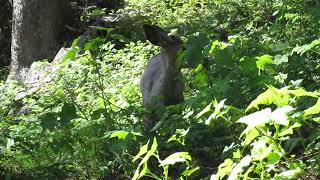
0, 0, 319, 179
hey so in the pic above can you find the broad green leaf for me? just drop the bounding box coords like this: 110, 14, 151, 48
181, 167, 200, 177
62, 36, 80, 62
246, 86, 290, 111
255, 54, 273, 71
291, 38, 320, 55
278, 123, 301, 137
39, 112, 58, 132
208, 40, 220, 55
194, 64, 208, 86
184, 32, 210, 68
304, 98, 320, 116
274, 54, 289, 65
216, 46, 234, 67
110, 130, 129, 140
270, 106, 294, 126
167, 128, 189, 145
289, 89, 320, 98
140, 151, 153, 165
196, 102, 212, 118
183, 110, 194, 119
137, 138, 158, 166
237, 108, 271, 128
214, 159, 234, 180
103, 130, 142, 140
239, 56, 259, 75
228, 156, 252, 180
133, 141, 149, 162
59, 103, 77, 127
267, 153, 281, 164
243, 128, 259, 145
83, 37, 105, 52
160, 152, 191, 166
273, 167, 302, 180
206, 99, 227, 125
150, 137, 158, 153
312, 117, 320, 123
251, 139, 271, 161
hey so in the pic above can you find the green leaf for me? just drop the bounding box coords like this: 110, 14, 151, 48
63, 36, 80, 62
133, 141, 149, 162
291, 38, 320, 55
133, 157, 160, 180
273, 167, 303, 180
312, 117, 320, 123
138, 138, 158, 166
184, 32, 210, 68
208, 40, 220, 55
59, 103, 77, 127
167, 128, 189, 145
139, 164, 150, 179
237, 108, 271, 128
83, 37, 105, 52
267, 152, 281, 164
246, 86, 290, 111
243, 128, 259, 145
289, 89, 320, 98
205, 99, 227, 125
160, 152, 191, 166
228, 156, 252, 179
251, 139, 271, 161
110, 130, 129, 140
196, 102, 212, 118
240, 56, 259, 75
214, 159, 234, 180
194, 64, 208, 86
255, 54, 273, 71
274, 54, 289, 65
304, 98, 320, 116
233, 149, 242, 159
216, 46, 234, 67
278, 123, 301, 137
39, 112, 58, 132
150, 137, 158, 153
181, 167, 200, 177
270, 106, 294, 126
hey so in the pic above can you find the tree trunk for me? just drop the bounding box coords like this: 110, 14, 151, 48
9, 0, 71, 81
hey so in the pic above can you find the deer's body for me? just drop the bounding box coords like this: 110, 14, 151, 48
140, 24, 184, 130
141, 53, 184, 108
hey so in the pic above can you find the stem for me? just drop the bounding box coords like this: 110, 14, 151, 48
255, 127, 291, 162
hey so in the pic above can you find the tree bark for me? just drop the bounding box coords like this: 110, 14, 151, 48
9, 0, 71, 81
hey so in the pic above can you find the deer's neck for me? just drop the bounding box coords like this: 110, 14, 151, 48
161, 50, 178, 74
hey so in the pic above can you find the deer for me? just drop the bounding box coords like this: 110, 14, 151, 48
140, 24, 184, 130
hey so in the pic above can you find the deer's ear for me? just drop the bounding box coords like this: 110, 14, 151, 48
143, 24, 169, 46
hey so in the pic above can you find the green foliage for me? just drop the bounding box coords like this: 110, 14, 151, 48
1, 0, 320, 179
212, 86, 320, 179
